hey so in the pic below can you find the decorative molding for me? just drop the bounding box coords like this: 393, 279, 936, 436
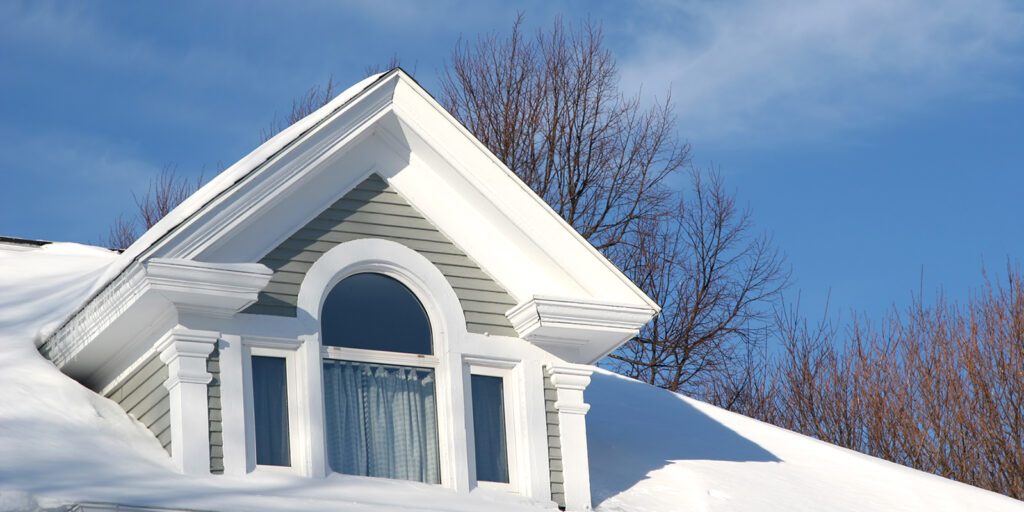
158, 327, 219, 476
240, 335, 303, 350
41, 259, 271, 374
545, 363, 595, 510
462, 354, 520, 370
145, 259, 273, 318
507, 296, 656, 364
158, 328, 219, 388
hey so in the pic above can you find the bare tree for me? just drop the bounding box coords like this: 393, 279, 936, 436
440, 15, 689, 252
440, 15, 788, 400
260, 77, 338, 143
764, 264, 1024, 499
610, 170, 789, 396
102, 164, 203, 250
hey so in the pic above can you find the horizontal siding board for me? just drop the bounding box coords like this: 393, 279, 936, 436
261, 259, 313, 275
150, 410, 171, 436
317, 209, 439, 231
119, 365, 168, 414
254, 292, 296, 308
106, 356, 164, 403
137, 399, 170, 430
156, 429, 172, 449
464, 311, 515, 328
244, 303, 297, 317
459, 300, 513, 316
132, 388, 170, 425
451, 288, 519, 305
263, 281, 300, 296
245, 174, 518, 337
330, 198, 423, 218
444, 276, 507, 293
431, 263, 495, 281
342, 189, 409, 206
466, 323, 518, 336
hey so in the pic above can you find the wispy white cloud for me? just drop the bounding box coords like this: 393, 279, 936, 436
616, 0, 1024, 147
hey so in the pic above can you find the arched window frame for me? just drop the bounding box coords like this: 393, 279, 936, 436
294, 238, 471, 490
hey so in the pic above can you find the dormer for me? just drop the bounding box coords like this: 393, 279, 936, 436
39, 70, 658, 511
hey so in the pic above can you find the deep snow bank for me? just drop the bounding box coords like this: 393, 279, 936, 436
586, 369, 1024, 511
1, 242, 1020, 511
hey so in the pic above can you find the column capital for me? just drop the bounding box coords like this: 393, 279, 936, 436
158, 328, 218, 388
157, 326, 217, 475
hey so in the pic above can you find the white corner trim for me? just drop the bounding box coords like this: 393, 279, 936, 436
507, 297, 656, 364
157, 327, 219, 476
544, 363, 595, 511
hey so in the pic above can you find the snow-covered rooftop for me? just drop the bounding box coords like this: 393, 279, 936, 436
1, 241, 1021, 511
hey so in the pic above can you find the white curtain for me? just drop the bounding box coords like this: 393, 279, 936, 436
323, 360, 440, 484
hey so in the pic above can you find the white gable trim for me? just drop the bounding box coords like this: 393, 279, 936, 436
45, 68, 658, 370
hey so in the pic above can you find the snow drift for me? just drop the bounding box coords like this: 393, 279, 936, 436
1, 241, 1021, 511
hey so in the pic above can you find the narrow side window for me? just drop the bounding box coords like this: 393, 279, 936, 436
471, 374, 509, 483
252, 356, 291, 467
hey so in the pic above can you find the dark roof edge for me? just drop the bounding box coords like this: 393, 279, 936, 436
0, 236, 52, 247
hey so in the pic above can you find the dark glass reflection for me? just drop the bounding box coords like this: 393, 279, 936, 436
253, 356, 291, 467
471, 374, 509, 483
321, 273, 432, 355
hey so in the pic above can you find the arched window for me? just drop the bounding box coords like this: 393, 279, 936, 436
321, 273, 431, 354
319, 273, 441, 484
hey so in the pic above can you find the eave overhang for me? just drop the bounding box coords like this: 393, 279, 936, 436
41, 259, 271, 384
507, 296, 656, 364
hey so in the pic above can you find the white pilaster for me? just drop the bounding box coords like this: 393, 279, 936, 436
546, 363, 595, 511
158, 327, 219, 475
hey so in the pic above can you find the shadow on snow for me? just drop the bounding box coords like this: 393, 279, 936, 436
586, 371, 780, 506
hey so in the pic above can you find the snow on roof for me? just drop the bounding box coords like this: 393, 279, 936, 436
587, 369, 1024, 512
1, 244, 1021, 511
0, 244, 547, 511
36, 72, 387, 345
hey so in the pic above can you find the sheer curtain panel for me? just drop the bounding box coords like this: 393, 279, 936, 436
323, 360, 440, 484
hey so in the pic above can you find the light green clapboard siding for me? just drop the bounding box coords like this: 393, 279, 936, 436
544, 373, 566, 509
243, 174, 519, 337
105, 355, 172, 455
208, 346, 223, 474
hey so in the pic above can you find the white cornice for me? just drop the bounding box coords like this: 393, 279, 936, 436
145, 258, 273, 318
42, 259, 271, 377
507, 296, 656, 364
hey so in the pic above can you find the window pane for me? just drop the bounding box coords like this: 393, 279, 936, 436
321, 273, 432, 355
322, 360, 440, 484
471, 374, 509, 483
252, 356, 290, 466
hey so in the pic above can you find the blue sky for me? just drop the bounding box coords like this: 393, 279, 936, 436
2, 0, 1022, 324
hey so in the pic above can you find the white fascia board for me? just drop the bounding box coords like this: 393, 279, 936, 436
386, 74, 661, 313
507, 296, 656, 364
43, 259, 271, 383
41, 72, 390, 350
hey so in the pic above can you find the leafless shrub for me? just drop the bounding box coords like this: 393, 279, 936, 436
102, 164, 202, 250
764, 264, 1024, 499
441, 15, 788, 399
259, 77, 338, 143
